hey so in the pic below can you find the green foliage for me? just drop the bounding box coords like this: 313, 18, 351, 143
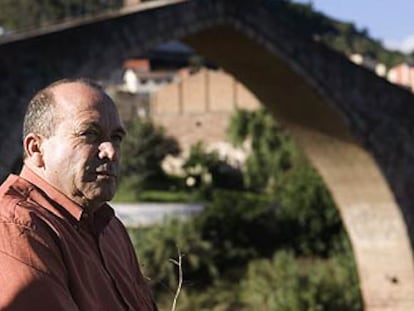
113, 174, 194, 202
0, 0, 122, 32
112, 175, 139, 202
124, 105, 361, 309
184, 142, 219, 170
183, 142, 244, 193
182, 142, 220, 187
195, 191, 279, 272
262, 0, 337, 39
167, 280, 244, 311
129, 190, 281, 292
241, 251, 302, 311
276, 162, 344, 256
227, 109, 252, 147
113, 186, 197, 203
123, 107, 361, 310
120, 117, 180, 191
129, 186, 362, 310
132, 190, 196, 203
262, 0, 406, 67
240, 250, 362, 311
227, 109, 295, 191
129, 220, 218, 294
228, 108, 345, 257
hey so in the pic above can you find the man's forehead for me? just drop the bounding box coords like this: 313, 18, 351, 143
50, 82, 123, 127
51, 82, 104, 102
51, 82, 117, 112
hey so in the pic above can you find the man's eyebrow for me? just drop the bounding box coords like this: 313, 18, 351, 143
78, 122, 126, 136
113, 126, 127, 136
80, 121, 100, 130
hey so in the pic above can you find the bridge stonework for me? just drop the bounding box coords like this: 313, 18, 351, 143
1, 0, 414, 309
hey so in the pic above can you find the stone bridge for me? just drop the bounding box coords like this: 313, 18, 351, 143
1, 0, 414, 309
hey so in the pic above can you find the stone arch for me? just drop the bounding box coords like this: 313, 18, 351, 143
1, 1, 414, 309
182, 23, 414, 310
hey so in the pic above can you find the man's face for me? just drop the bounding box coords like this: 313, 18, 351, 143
40, 83, 126, 210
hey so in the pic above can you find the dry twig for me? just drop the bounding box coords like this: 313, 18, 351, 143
169, 246, 183, 311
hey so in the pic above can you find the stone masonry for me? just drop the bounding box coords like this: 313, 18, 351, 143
151, 68, 259, 152
1, 0, 414, 309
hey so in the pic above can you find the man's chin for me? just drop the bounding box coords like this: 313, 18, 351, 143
86, 185, 117, 207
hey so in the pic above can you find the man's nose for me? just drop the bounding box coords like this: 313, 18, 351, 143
98, 141, 118, 161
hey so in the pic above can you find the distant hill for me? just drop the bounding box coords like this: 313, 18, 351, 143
264, 0, 406, 68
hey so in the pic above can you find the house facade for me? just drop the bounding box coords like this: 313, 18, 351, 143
109, 60, 260, 172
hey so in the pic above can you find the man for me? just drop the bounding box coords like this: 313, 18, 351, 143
0, 79, 157, 310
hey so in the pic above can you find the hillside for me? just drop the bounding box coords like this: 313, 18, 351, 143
264, 0, 406, 68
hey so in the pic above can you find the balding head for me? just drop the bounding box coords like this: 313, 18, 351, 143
22, 78, 125, 209
23, 78, 104, 143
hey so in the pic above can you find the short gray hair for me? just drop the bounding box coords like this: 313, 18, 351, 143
23, 78, 104, 140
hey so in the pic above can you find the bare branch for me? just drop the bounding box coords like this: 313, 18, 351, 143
170, 246, 183, 311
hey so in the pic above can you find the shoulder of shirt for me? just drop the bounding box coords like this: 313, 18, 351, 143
0, 174, 46, 231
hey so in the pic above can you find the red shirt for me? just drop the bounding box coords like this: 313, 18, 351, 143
0, 166, 157, 311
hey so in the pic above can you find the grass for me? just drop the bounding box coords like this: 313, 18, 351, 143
113, 187, 200, 203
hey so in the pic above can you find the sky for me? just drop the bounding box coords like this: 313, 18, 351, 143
292, 0, 414, 53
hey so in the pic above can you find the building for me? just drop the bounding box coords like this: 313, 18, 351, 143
110, 58, 261, 173
387, 62, 414, 91
349, 53, 387, 77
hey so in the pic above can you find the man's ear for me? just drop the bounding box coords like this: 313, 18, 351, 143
23, 134, 45, 167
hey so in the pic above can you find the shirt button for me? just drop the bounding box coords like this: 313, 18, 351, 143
83, 212, 89, 219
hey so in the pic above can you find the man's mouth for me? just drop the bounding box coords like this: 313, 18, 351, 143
95, 171, 116, 178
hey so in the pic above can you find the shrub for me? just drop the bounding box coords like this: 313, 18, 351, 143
275, 162, 344, 257
195, 190, 280, 273
129, 219, 218, 294
240, 250, 362, 311
227, 108, 296, 192
183, 142, 244, 194
120, 117, 180, 191
128, 187, 361, 310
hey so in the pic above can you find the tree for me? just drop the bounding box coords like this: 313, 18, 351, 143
240, 250, 362, 311
120, 117, 180, 190
0, 0, 122, 32
228, 108, 345, 256
182, 142, 244, 192
227, 108, 296, 192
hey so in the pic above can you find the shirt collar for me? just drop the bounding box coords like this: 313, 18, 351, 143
19, 165, 115, 232
20, 165, 85, 221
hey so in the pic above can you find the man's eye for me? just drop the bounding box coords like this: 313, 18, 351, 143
83, 130, 99, 139
112, 134, 123, 144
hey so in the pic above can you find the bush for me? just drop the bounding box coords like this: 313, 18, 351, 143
129, 219, 218, 294
166, 280, 245, 311
240, 250, 362, 311
183, 142, 244, 194
275, 162, 344, 257
227, 108, 296, 192
128, 190, 282, 293
128, 187, 361, 310
134, 190, 197, 203
195, 190, 280, 273
120, 117, 180, 191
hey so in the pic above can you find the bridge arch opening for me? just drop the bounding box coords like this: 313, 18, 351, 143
181, 24, 414, 310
